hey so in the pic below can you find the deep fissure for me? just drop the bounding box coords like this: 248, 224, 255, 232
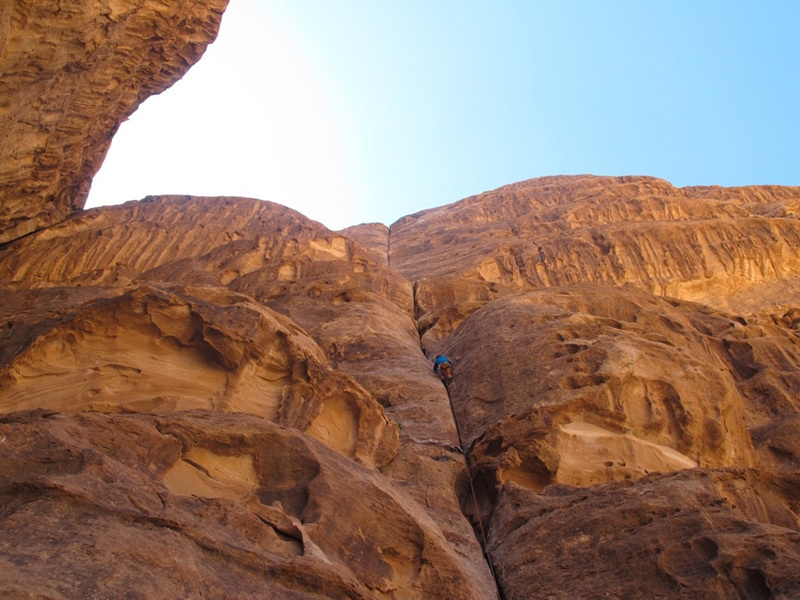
408, 272, 506, 600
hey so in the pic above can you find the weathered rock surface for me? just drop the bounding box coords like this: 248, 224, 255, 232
0, 0, 229, 244
390, 179, 800, 599
3, 185, 799, 599
340, 222, 390, 266
2, 3, 800, 598
0, 410, 484, 599
392, 175, 800, 345
0, 195, 496, 598
442, 286, 755, 489
0, 284, 398, 468
489, 470, 800, 599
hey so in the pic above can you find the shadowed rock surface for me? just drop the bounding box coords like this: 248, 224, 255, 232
1, 2, 800, 599
0, 410, 482, 599
489, 470, 800, 600
0, 0, 229, 243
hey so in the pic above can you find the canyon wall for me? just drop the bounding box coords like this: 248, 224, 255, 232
2, 2, 800, 599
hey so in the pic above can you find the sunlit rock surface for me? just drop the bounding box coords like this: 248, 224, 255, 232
0, 284, 398, 468
441, 286, 755, 487
2, 3, 800, 598
392, 175, 800, 346
3, 182, 799, 599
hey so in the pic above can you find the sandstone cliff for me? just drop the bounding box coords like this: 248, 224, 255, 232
2, 2, 800, 599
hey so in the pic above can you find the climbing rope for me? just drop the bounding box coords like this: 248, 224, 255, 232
443, 378, 504, 599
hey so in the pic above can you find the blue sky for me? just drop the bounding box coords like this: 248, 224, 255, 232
86, 1, 800, 230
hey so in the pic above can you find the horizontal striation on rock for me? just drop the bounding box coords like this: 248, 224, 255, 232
0, 196, 410, 307
391, 176, 800, 329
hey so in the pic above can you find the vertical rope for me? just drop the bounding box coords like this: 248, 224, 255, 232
443, 378, 505, 600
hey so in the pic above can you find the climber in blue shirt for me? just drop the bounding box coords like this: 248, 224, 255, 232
433, 355, 453, 384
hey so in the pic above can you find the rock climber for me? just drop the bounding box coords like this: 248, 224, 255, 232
433, 355, 453, 384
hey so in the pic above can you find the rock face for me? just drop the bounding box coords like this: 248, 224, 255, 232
0, 0, 229, 244
0, 196, 495, 599
489, 469, 800, 599
392, 176, 800, 344
2, 4, 800, 599
388, 177, 800, 597
1, 410, 482, 599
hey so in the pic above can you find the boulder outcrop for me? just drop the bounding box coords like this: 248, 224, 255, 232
2, 2, 800, 598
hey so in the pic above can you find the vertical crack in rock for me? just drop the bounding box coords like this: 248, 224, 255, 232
410, 270, 506, 600
388, 177, 800, 598
387, 221, 393, 268
442, 379, 507, 600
